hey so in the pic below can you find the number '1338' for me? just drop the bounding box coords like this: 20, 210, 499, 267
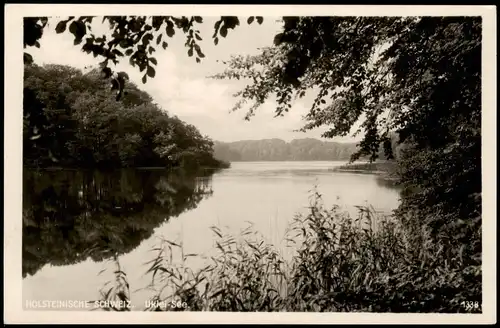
461, 301, 480, 311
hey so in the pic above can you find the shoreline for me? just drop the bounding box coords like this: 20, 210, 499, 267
330, 161, 400, 181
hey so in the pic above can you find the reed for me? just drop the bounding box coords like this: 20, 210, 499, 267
94, 190, 481, 313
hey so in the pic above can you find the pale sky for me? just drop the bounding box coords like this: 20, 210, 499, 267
27, 16, 359, 143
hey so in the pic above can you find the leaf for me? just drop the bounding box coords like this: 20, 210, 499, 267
210, 289, 226, 299
101, 67, 112, 78
273, 33, 284, 46
147, 66, 156, 78
188, 48, 193, 57
55, 21, 67, 34
210, 227, 222, 238
48, 149, 59, 163
194, 16, 203, 23
112, 49, 124, 57
69, 21, 86, 40
223, 16, 239, 29
219, 26, 228, 38
156, 34, 163, 45
166, 26, 175, 37
149, 57, 158, 66
23, 52, 33, 65
125, 49, 134, 56
165, 240, 181, 247
162, 41, 168, 49
195, 34, 202, 41
214, 37, 219, 46
247, 17, 254, 24
214, 20, 222, 32
119, 39, 130, 48
142, 33, 154, 45
142, 74, 147, 84
117, 71, 129, 80
256, 16, 263, 24
40, 17, 48, 27
194, 45, 205, 58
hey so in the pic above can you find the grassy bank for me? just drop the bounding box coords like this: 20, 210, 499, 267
96, 191, 481, 313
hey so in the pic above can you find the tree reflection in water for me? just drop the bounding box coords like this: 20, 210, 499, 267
22, 168, 215, 278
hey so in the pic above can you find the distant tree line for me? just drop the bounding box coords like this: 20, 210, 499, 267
23, 64, 228, 170
213, 137, 401, 162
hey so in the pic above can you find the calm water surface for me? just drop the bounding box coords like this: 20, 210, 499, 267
22, 161, 400, 310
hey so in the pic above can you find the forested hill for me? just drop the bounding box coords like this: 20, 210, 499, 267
213, 138, 363, 162
23, 64, 228, 170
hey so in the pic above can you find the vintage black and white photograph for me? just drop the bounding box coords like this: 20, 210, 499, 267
4, 4, 497, 324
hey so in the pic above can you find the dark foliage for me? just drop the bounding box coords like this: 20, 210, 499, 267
23, 16, 263, 99
23, 64, 228, 170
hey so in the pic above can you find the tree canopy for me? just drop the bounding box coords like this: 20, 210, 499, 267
24, 63, 228, 170
23, 16, 263, 100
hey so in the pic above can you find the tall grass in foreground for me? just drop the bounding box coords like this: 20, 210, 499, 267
96, 190, 481, 313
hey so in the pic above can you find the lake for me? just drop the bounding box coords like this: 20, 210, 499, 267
22, 161, 401, 311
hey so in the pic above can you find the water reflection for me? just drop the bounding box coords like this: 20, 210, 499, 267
374, 176, 402, 190
22, 168, 215, 278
